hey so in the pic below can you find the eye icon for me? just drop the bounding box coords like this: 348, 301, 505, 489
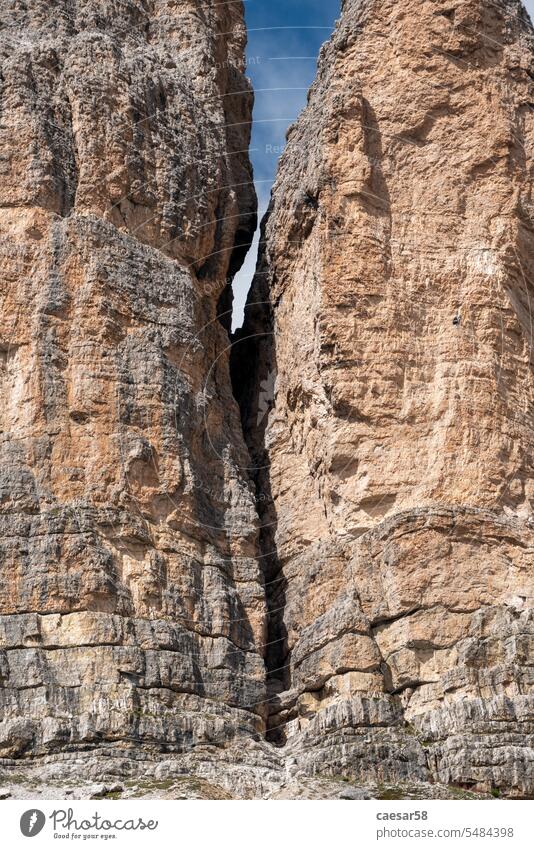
20, 809, 46, 837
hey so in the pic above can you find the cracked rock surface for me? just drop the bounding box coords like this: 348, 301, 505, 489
236, 0, 534, 797
0, 0, 267, 762
0, 0, 533, 800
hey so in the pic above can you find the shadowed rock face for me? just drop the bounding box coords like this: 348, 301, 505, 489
237, 0, 534, 795
0, 0, 533, 800
0, 0, 268, 757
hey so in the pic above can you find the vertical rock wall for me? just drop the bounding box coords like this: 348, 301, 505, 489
1, 0, 533, 799
237, 0, 534, 795
0, 0, 268, 757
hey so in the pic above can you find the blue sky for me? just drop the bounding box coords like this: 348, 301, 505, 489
232, 0, 341, 326
232, 0, 534, 327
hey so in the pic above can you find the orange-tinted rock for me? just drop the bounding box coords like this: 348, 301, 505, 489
0, 0, 267, 757
237, 0, 534, 796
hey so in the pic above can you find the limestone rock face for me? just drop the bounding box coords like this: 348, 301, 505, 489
237, 0, 534, 795
0, 0, 268, 757
1, 0, 534, 801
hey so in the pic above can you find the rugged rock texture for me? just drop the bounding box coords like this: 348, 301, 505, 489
1, 0, 533, 801
0, 747, 494, 799
0, 0, 269, 759
237, 0, 534, 796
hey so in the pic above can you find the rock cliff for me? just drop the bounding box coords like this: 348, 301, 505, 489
0, 0, 268, 760
0, 0, 533, 800
236, 0, 534, 796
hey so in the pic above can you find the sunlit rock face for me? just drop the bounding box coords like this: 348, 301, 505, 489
1, 0, 533, 800
0, 0, 268, 758
237, 0, 534, 796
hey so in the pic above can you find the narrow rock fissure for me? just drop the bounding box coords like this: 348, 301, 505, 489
228, 259, 288, 742
213, 175, 290, 741
1, 0, 533, 800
